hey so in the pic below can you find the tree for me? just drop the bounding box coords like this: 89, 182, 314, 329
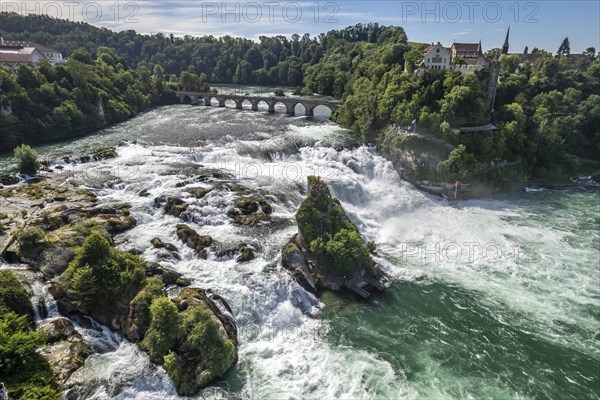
584, 47, 597, 61
69, 266, 99, 309
14, 144, 39, 176
0, 312, 45, 378
453, 56, 467, 66
0, 271, 59, 399
557, 37, 570, 57
442, 144, 478, 179
142, 296, 181, 363
524, 46, 528, 54
500, 54, 521, 74
403, 48, 422, 73
63, 233, 146, 316
181, 306, 235, 377
310, 228, 373, 277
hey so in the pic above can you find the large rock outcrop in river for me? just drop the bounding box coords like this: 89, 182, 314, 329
282, 176, 386, 297
53, 233, 237, 397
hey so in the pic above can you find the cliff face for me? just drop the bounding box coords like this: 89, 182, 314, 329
283, 176, 377, 293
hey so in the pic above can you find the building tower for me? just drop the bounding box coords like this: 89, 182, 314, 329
502, 26, 510, 55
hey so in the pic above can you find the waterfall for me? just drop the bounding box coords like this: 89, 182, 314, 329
4, 104, 595, 399
30, 281, 60, 324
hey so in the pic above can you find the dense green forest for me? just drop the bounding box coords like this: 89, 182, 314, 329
0, 12, 405, 88
1, 12, 598, 179
0, 45, 178, 151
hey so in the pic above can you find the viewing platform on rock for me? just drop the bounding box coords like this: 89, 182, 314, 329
176, 91, 340, 117
345, 270, 389, 299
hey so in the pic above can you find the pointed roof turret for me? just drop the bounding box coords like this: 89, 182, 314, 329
502, 26, 510, 54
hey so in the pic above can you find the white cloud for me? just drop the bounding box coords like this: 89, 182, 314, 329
452, 30, 471, 36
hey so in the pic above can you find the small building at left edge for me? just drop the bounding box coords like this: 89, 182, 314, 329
0, 37, 65, 74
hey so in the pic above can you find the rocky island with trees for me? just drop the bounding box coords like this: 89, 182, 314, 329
283, 176, 387, 298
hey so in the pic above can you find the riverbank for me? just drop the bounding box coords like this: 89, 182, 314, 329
376, 124, 600, 200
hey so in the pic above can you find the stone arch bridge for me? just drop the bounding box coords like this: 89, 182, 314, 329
176, 91, 340, 117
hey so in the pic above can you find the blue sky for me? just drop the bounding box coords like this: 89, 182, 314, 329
6, 1, 599, 52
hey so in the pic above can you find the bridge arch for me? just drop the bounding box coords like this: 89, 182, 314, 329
313, 104, 335, 118
273, 101, 290, 114
293, 102, 306, 115
180, 95, 192, 104
204, 96, 219, 106
255, 99, 270, 111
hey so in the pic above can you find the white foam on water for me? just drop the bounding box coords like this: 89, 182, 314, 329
39, 107, 598, 399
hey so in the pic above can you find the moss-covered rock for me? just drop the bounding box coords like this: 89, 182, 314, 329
151, 237, 178, 252
102, 215, 137, 234
83, 202, 137, 234
187, 187, 211, 199
281, 240, 316, 292
126, 277, 164, 341
226, 196, 273, 226
137, 287, 237, 396
91, 146, 118, 159
155, 196, 189, 218
38, 317, 76, 344
40, 326, 93, 389
176, 224, 212, 259
165, 288, 237, 395
236, 246, 255, 262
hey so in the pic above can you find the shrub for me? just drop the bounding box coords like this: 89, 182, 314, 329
142, 296, 180, 363
14, 144, 39, 176
181, 306, 235, 377
15, 226, 47, 258
274, 87, 285, 96
128, 277, 164, 337
0, 312, 59, 400
0, 270, 33, 317
63, 232, 146, 316
163, 351, 183, 388
310, 228, 373, 277
15, 384, 60, 400
163, 305, 236, 395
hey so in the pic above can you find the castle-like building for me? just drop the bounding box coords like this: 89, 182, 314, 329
412, 28, 509, 76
